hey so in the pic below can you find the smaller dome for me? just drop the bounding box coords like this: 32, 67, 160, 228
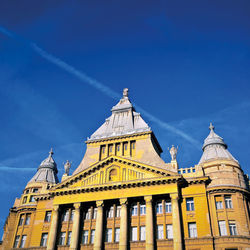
38, 148, 58, 173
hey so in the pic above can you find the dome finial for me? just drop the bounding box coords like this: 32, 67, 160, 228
123, 88, 129, 98
49, 148, 54, 156
209, 122, 214, 131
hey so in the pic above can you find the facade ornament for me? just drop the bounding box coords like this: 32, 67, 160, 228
123, 88, 129, 98
209, 122, 214, 131
168, 145, 178, 161
64, 160, 71, 175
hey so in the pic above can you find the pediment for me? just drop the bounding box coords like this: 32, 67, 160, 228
53, 156, 173, 190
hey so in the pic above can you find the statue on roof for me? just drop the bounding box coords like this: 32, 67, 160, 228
64, 160, 71, 175
168, 145, 178, 161
123, 88, 129, 98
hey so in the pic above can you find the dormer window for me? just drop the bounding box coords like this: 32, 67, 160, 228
33, 188, 38, 193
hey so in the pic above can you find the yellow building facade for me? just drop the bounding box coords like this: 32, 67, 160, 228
1, 89, 250, 250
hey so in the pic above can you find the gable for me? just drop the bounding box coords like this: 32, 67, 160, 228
54, 156, 172, 190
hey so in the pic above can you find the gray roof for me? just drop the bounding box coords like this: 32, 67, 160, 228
199, 123, 238, 164
88, 88, 151, 141
28, 149, 59, 184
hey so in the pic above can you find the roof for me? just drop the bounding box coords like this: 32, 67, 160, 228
28, 149, 59, 184
88, 88, 151, 141
199, 123, 238, 164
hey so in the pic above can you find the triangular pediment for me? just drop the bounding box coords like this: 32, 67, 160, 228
53, 156, 174, 190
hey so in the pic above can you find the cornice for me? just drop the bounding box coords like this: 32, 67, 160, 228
207, 185, 250, 195
10, 204, 36, 213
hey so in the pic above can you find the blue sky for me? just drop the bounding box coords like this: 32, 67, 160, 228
0, 0, 250, 236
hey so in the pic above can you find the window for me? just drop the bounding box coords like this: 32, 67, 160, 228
45, 211, 52, 222
108, 207, 114, 218
29, 195, 35, 202
106, 228, 112, 243
218, 221, 227, 236
22, 196, 27, 204
131, 204, 138, 216
115, 228, 120, 242
102, 146, 105, 154
58, 232, 66, 245
13, 235, 20, 248
140, 204, 146, 215
109, 145, 113, 153
186, 198, 195, 211
188, 223, 197, 238
70, 210, 74, 221
156, 202, 163, 214
33, 188, 38, 193
20, 235, 27, 248
131, 141, 135, 149
18, 215, 24, 226
165, 201, 172, 213
24, 214, 31, 225
157, 225, 164, 239
166, 224, 173, 239
82, 230, 88, 244
131, 227, 138, 241
216, 201, 223, 210
90, 230, 95, 244
225, 195, 233, 209
229, 221, 237, 235
25, 190, 29, 194
116, 144, 120, 152
140, 226, 146, 241
116, 206, 121, 217
62, 210, 69, 222
40, 233, 48, 247
85, 208, 91, 220
67, 231, 72, 245
92, 208, 97, 219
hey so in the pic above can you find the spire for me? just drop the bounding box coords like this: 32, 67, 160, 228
89, 88, 150, 140
199, 123, 237, 164
28, 148, 59, 184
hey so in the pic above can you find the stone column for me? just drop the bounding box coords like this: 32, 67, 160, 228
119, 198, 128, 250
70, 202, 81, 250
47, 205, 59, 250
144, 195, 154, 250
94, 200, 104, 250
171, 193, 183, 250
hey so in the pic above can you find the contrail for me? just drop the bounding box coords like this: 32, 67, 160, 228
0, 26, 202, 149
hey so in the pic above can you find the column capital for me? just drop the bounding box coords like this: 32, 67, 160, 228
170, 193, 179, 200
96, 200, 104, 207
73, 202, 81, 210
53, 204, 60, 212
120, 198, 128, 205
144, 195, 153, 203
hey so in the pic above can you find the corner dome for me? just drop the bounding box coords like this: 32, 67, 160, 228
199, 123, 238, 165
28, 149, 59, 184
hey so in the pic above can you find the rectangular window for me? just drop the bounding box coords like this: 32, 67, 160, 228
156, 202, 163, 214
157, 225, 164, 239
165, 201, 172, 213
67, 231, 72, 245
45, 211, 52, 222
18, 215, 24, 226
229, 221, 237, 235
131, 204, 138, 216
140, 204, 146, 215
225, 195, 233, 209
40, 233, 48, 247
216, 201, 223, 210
85, 208, 91, 220
188, 223, 197, 238
116, 144, 120, 152
29, 195, 35, 202
24, 214, 31, 225
131, 227, 138, 241
62, 210, 69, 222
82, 230, 88, 244
109, 144, 113, 153
115, 228, 120, 242
13, 235, 20, 248
20, 235, 27, 248
106, 228, 112, 243
219, 221, 227, 236
22, 196, 27, 204
92, 208, 97, 219
58, 232, 66, 245
116, 206, 121, 217
140, 226, 146, 241
108, 207, 114, 218
166, 224, 173, 239
90, 230, 95, 244
186, 198, 195, 211
70, 210, 74, 221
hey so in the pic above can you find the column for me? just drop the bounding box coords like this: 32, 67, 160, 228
94, 200, 104, 250
47, 205, 59, 250
119, 198, 128, 250
171, 193, 183, 250
144, 195, 154, 250
70, 202, 81, 250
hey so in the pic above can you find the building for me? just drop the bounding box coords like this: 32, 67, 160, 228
1, 89, 250, 250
